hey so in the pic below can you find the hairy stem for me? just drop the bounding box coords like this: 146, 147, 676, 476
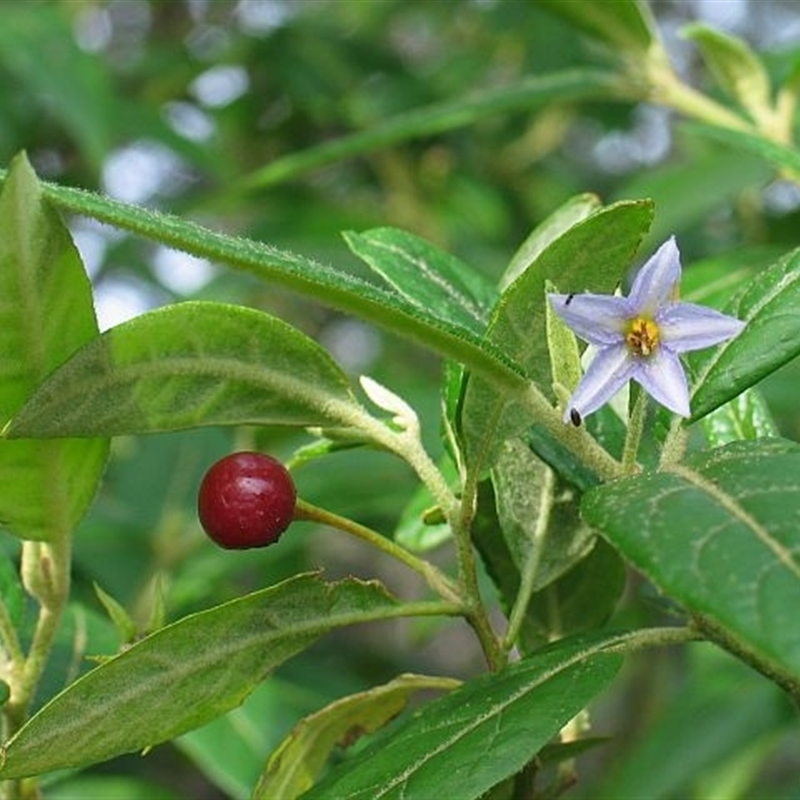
621, 392, 647, 474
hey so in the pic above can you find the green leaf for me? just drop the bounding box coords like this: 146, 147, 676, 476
344, 228, 496, 333
700, 388, 779, 447
681, 247, 776, 309
544, 279, 582, 398
241, 70, 623, 188
5, 302, 370, 439
460, 200, 653, 474
615, 139, 773, 246
582, 439, 800, 690
0, 573, 438, 778
689, 247, 800, 422
596, 645, 794, 800
0, 174, 527, 397
500, 193, 601, 290
682, 23, 773, 124
255, 673, 460, 800
303, 633, 624, 800
177, 681, 283, 800
684, 122, 800, 177
93, 583, 137, 645
526, 539, 626, 650
535, 0, 658, 56
492, 438, 594, 593
525, 424, 602, 491
0, 7, 113, 169
0, 152, 108, 541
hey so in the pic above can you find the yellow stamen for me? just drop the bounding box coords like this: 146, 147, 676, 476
626, 318, 660, 357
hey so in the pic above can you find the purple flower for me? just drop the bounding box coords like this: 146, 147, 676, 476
548, 237, 745, 423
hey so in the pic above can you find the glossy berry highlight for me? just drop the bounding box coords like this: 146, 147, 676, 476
197, 452, 297, 549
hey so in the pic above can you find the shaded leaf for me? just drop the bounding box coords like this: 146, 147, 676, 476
492, 439, 593, 593
0, 574, 422, 778
255, 674, 460, 800
525, 539, 626, 650
395, 458, 456, 553
582, 439, 800, 688
596, 645, 795, 800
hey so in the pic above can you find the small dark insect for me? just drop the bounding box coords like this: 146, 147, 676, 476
565, 293, 575, 306
570, 408, 582, 427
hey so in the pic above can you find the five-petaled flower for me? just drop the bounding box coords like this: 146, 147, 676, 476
548, 237, 745, 423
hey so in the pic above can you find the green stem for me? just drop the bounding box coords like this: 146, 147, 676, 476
2, 538, 72, 800
0, 595, 23, 669
6, 539, 71, 735
294, 499, 462, 606
502, 467, 556, 654
621, 391, 647, 474
603, 625, 702, 655
658, 416, 690, 470
520, 384, 623, 481
650, 69, 752, 133
334, 406, 503, 669
455, 470, 505, 672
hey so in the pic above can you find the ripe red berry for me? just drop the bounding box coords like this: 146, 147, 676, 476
197, 452, 297, 549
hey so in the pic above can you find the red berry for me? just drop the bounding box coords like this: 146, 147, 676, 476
197, 452, 297, 549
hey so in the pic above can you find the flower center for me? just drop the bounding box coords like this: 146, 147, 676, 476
626, 317, 660, 357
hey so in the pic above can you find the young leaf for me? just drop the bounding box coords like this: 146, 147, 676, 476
0, 152, 108, 541
544, 279, 582, 397
93, 583, 137, 645
5, 302, 371, 439
344, 228, 496, 333
689, 247, 800, 421
460, 200, 653, 475
0, 574, 445, 778
254, 673, 461, 800
535, 0, 658, 57
682, 23, 773, 125
302, 632, 624, 800
582, 439, 800, 692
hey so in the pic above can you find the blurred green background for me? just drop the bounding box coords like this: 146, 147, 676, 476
2, 1, 800, 798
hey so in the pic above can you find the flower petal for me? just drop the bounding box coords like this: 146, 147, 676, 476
563, 344, 636, 422
632, 349, 690, 416
548, 293, 628, 346
627, 236, 681, 316
656, 302, 745, 352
